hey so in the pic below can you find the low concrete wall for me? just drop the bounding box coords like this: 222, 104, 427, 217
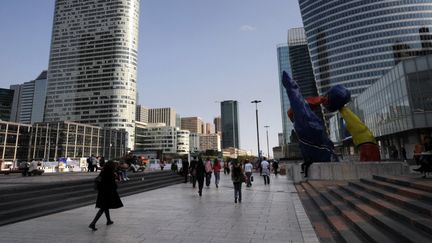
287, 161, 410, 183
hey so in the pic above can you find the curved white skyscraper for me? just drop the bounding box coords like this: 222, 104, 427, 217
298, 0, 432, 97
44, 0, 140, 149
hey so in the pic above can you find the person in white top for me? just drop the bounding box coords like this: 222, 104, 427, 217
260, 157, 270, 185
244, 160, 253, 187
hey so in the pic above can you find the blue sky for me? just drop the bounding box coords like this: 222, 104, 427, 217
0, 0, 303, 156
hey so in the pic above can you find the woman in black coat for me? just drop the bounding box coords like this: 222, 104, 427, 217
89, 161, 123, 231
196, 158, 205, 197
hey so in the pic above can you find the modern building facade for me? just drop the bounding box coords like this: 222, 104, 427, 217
44, 0, 140, 149
277, 44, 294, 145
298, 0, 432, 97
31, 121, 127, 161
205, 123, 214, 134
136, 105, 148, 123
0, 89, 14, 122
135, 123, 190, 154
0, 121, 32, 164
199, 133, 221, 152
331, 55, 432, 159
10, 71, 48, 124
148, 108, 176, 127
181, 117, 204, 134
221, 100, 239, 149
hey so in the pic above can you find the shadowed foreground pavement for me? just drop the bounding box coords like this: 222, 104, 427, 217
0, 173, 318, 243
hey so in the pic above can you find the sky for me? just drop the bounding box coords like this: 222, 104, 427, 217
0, 0, 304, 156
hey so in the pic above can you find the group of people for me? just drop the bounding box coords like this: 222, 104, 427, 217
19, 159, 44, 176
413, 136, 432, 177
86, 155, 105, 172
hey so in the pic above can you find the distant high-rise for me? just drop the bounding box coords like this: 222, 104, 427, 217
288, 28, 322, 120
44, 0, 140, 149
221, 100, 239, 149
213, 116, 221, 134
277, 44, 294, 145
148, 108, 176, 127
10, 71, 48, 124
298, 0, 432, 97
205, 123, 214, 134
181, 117, 204, 134
136, 105, 148, 123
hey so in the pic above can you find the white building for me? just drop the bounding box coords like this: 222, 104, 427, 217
199, 133, 221, 152
44, 0, 140, 149
10, 71, 48, 124
135, 122, 189, 155
189, 133, 200, 153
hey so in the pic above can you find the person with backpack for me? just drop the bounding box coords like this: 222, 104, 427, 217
231, 161, 245, 203
196, 158, 206, 196
89, 161, 123, 231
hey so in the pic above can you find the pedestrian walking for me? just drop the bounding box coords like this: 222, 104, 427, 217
400, 146, 407, 162
244, 160, 253, 187
213, 159, 222, 188
204, 158, 213, 187
231, 161, 245, 203
261, 157, 270, 185
224, 161, 231, 175
272, 160, 279, 176
89, 161, 123, 231
189, 157, 198, 188
196, 158, 205, 196
182, 159, 189, 183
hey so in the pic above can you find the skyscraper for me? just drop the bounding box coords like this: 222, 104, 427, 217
214, 116, 221, 134
288, 28, 322, 120
10, 71, 48, 124
298, 1, 432, 97
277, 44, 293, 145
0, 89, 14, 121
181, 117, 204, 134
44, 0, 140, 149
221, 100, 239, 149
136, 105, 148, 123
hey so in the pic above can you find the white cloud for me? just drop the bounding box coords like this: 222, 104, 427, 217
240, 25, 256, 32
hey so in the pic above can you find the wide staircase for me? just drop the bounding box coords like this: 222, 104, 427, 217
296, 175, 432, 243
0, 171, 183, 226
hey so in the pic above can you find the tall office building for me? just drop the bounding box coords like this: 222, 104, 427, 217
214, 116, 221, 134
181, 117, 204, 134
10, 71, 48, 124
136, 105, 148, 123
205, 123, 214, 134
277, 44, 294, 145
298, 0, 432, 97
148, 108, 176, 127
288, 28, 323, 120
221, 100, 239, 149
44, 0, 140, 149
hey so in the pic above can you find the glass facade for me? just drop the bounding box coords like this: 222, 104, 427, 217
298, 0, 432, 96
0, 88, 14, 121
277, 44, 293, 145
352, 55, 432, 137
221, 100, 239, 149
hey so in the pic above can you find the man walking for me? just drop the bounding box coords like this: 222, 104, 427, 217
261, 157, 270, 185
244, 160, 253, 187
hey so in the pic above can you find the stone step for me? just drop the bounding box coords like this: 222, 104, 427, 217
340, 184, 432, 236
294, 184, 340, 243
360, 178, 432, 203
301, 182, 364, 243
0, 174, 175, 210
329, 186, 431, 243
349, 181, 432, 216
316, 185, 396, 243
373, 175, 432, 193
0, 173, 182, 226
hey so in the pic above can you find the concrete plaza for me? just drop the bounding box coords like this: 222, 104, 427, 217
0, 173, 318, 243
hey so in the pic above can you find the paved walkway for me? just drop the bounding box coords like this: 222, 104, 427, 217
0, 173, 319, 243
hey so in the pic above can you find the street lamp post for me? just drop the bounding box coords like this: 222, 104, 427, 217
264, 125, 270, 159
251, 100, 262, 161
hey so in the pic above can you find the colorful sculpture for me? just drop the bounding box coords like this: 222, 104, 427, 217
281, 71, 334, 177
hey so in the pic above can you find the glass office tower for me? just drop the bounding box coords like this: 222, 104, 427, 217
221, 100, 239, 149
298, 0, 432, 97
277, 44, 293, 145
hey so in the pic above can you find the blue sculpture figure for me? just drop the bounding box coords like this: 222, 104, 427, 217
282, 71, 334, 177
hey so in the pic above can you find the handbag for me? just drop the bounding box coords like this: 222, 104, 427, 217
251, 175, 254, 182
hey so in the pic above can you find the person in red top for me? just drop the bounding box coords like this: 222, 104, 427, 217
212, 159, 222, 188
